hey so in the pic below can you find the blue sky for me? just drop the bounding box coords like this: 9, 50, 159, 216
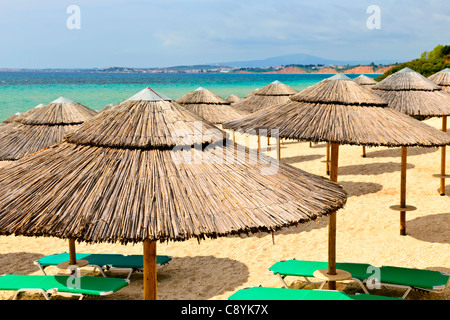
0, 0, 449, 68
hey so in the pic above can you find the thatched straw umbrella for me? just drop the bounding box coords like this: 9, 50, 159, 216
225, 94, 242, 103
232, 81, 298, 151
0, 86, 347, 300
2, 112, 21, 124
233, 81, 297, 113
0, 112, 22, 131
0, 98, 97, 161
224, 72, 450, 274
429, 68, 450, 92
177, 87, 249, 125
354, 74, 377, 87
372, 67, 450, 195
354, 75, 378, 157
243, 88, 260, 99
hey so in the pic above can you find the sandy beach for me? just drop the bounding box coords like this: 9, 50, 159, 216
0, 116, 448, 300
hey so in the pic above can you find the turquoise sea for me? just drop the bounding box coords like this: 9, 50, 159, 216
0, 72, 379, 122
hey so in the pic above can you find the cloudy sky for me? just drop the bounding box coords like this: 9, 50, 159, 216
0, 0, 449, 68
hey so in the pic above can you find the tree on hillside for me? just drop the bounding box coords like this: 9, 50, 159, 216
376, 44, 450, 81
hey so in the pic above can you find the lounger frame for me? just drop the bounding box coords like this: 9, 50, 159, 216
1, 274, 130, 300
34, 255, 172, 280
269, 260, 450, 299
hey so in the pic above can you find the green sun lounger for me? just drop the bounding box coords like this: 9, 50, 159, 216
35, 253, 172, 279
0, 274, 129, 300
269, 259, 450, 299
228, 287, 403, 300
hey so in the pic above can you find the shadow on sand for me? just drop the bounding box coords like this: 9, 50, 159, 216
338, 162, 415, 176
281, 154, 324, 164
338, 181, 383, 197
405, 212, 450, 244
365, 147, 438, 158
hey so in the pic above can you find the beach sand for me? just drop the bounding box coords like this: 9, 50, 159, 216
0, 117, 448, 300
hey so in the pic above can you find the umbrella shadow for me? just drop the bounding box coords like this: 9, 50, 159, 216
281, 154, 324, 164
405, 213, 450, 244
123, 255, 250, 300
338, 162, 415, 176
0, 252, 45, 275
338, 181, 383, 197
436, 185, 449, 196
366, 147, 438, 158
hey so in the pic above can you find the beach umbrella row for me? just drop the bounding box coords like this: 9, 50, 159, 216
223, 73, 449, 287
0, 87, 347, 300
0, 97, 97, 161
372, 67, 450, 196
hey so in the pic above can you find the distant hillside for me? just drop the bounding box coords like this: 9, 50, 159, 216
376, 44, 450, 81
213, 53, 395, 68
232, 63, 394, 74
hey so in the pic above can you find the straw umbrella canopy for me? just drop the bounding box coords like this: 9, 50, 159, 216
176, 87, 249, 125
232, 81, 298, 151
243, 88, 260, 99
0, 112, 21, 131
226, 94, 242, 103
428, 68, 450, 92
1, 112, 21, 124
0, 86, 347, 300
233, 81, 298, 113
353, 75, 377, 87
372, 67, 450, 195
224, 74, 450, 283
0, 98, 97, 161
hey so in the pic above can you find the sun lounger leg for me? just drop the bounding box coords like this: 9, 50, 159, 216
318, 281, 327, 290
401, 287, 412, 299
355, 279, 370, 294
34, 262, 47, 275
276, 273, 289, 288
13, 289, 50, 300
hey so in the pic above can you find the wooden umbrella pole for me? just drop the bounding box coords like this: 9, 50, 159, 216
277, 137, 281, 161
440, 116, 447, 196
68, 238, 77, 265
362, 146, 366, 158
400, 147, 407, 236
328, 143, 339, 290
143, 239, 157, 300
326, 142, 330, 175
257, 133, 260, 153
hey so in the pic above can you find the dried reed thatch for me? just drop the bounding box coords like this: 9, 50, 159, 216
428, 68, 450, 92
243, 88, 260, 99
2, 112, 22, 124
0, 113, 21, 131
224, 74, 450, 147
372, 67, 450, 116
353, 75, 377, 87
100, 103, 116, 112
176, 87, 249, 124
225, 94, 242, 103
0, 86, 347, 245
0, 98, 97, 160
233, 81, 298, 113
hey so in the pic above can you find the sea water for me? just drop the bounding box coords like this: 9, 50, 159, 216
0, 72, 379, 121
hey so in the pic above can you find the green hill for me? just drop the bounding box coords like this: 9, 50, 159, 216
376, 44, 450, 81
